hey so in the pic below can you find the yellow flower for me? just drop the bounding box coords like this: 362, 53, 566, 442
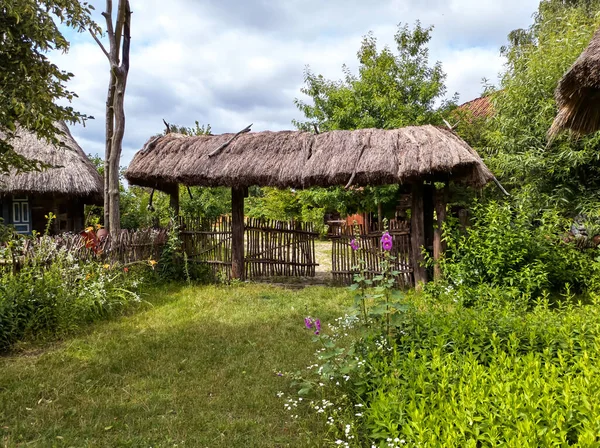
103, 264, 110, 269
148, 260, 157, 267
95, 224, 103, 230
86, 226, 94, 232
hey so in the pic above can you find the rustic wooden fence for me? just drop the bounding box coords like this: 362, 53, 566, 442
179, 216, 318, 279
246, 218, 318, 277
179, 216, 233, 279
330, 221, 413, 287
1, 228, 168, 269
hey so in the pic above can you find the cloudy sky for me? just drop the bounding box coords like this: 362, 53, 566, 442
52, 0, 541, 166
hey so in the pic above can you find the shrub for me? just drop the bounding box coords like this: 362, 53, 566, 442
433, 201, 597, 305
0, 236, 148, 351
290, 293, 600, 447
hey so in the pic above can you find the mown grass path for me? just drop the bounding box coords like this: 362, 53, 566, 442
0, 284, 352, 447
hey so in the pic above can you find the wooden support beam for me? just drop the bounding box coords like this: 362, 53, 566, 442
231, 186, 245, 280
433, 183, 449, 281
423, 184, 434, 248
411, 181, 428, 288
168, 184, 180, 217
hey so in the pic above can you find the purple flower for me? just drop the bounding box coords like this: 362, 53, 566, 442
314, 319, 321, 335
304, 317, 312, 329
350, 239, 360, 251
381, 232, 393, 251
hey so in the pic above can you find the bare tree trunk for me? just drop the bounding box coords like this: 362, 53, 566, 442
91, 0, 131, 239
103, 71, 116, 230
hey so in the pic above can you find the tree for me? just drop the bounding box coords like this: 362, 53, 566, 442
91, 0, 131, 238
294, 21, 453, 132
482, 0, 600, 217
292, 22, 451, 220
0, 0, 96, 174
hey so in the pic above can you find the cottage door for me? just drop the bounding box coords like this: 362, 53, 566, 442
12, 197, 30, 234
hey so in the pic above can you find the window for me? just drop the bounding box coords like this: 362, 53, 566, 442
12, 197, 30, 234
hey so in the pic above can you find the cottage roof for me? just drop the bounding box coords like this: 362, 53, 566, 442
0, 122, 103, 201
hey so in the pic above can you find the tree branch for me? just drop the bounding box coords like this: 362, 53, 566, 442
208, 124, 252, 157
121, 1, 131, 72
89, 29, 110, 61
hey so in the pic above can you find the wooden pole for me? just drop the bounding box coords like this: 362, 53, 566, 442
231, 186, 245, 280
433, 183, 449, 281
168, 184, 180, 217
411, 181, 427, 287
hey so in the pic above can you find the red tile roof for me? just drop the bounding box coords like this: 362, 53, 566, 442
458, 96, 494, 119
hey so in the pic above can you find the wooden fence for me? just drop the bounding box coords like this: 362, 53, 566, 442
1, 228, 168, 269
246, 218, 318, 277
179, 216, 318, 279
179, 216, 233, 279
331, 221, 413, 287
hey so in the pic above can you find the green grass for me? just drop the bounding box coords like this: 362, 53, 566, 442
0, 283, 352, 447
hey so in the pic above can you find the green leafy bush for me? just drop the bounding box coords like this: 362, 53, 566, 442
0, 237, 148, 351
291, 293, 600, 447
433, 201, 597, 304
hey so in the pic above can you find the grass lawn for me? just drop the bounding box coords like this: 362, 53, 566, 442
0, 283, 352, 447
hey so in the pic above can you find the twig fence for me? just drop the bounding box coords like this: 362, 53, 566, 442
179, 216, 318, 279
1, 228, 168, 269
330, 220, 413, 287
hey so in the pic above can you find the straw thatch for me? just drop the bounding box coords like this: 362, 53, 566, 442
125, 125, 494, 190
0, 122, 102, 201
550, 28, 600, 137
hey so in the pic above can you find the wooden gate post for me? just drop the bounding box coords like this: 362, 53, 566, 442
167, 183, 180, 217
411, 181, 428, 287
231, 186, 245, 280
433, 183, 449, 281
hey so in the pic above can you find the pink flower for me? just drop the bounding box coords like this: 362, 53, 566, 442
304, 317, 312, 329
381, 232, 393, 251
350, 239, 360, 251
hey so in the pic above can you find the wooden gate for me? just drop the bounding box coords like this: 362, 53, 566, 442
179, 216, 318, 280
330, 221, 413, 287
245, 218, 318, 278
180, 216, 233, 279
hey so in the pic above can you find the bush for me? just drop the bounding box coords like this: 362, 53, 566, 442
0, 237, 148, 351
433, 201, 597, 305
290, 293, 600, 447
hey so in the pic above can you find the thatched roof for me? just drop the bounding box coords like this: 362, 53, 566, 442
550, 28, 600, 137
124, 125, 494, 190
0, 122, 103, 202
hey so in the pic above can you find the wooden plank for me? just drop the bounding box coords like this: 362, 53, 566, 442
433, 183, 448, 281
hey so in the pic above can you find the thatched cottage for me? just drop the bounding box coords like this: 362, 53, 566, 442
0, 122, 102, 234
551, 28, 600, 137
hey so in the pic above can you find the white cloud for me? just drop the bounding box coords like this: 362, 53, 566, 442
52, 0, 540, 165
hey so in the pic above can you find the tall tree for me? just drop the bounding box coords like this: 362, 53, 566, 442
0, 0, 96, 174
482, 0, 600, 217
294, 21, 453, 132
90, 0, 131, 237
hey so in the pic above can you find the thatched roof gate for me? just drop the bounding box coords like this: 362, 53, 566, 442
125, 125, 495, 284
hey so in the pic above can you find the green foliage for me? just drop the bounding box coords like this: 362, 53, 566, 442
167, 121, 212, 136
0, 0, 96, 173
181, 186, 231, 220
431, 201, 596, 304
294, 21, 453, 132
0, 237, 146, 350
481, 0, 600, 216
291, 288, 600, 447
